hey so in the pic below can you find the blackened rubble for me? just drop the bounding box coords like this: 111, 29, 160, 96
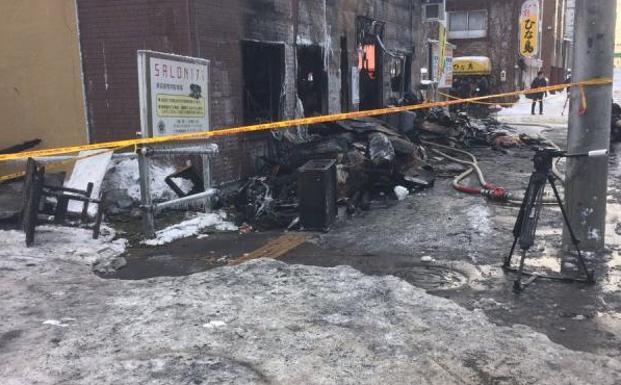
232, 108, 540, 229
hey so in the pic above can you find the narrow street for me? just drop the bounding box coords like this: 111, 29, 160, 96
2, 76, 621, 384
1, 1, 620, 384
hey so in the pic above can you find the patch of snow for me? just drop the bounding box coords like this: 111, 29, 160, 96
588, 227, 601, 242
42, 320, 69, 328
496, 93, 568, 124
202, 320, 226, 329
0, 225, 127, 270
472, 297, 506, 310
142, 211, 238, 246
467, 204, 491, 234
105, 158, 193, 203
614, 68, 621, 103
420, 255, 435, 263
394, 185, 409, 201
3, 260, 619, 384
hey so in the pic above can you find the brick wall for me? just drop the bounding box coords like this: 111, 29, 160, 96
76, 0, 193, 143
541, 0, 568, 83
446, 0, 522, 99
191, 0, 417, 183
77, 0, 420, 184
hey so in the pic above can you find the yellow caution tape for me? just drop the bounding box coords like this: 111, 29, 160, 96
438, 89, 567, 107
0, 78, 612, 169
0, 146, 131, 182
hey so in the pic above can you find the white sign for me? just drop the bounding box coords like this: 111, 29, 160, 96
138, 51, 210, 137
433, 44, 454, 89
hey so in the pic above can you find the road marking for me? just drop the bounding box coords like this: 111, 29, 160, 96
229, 233, 310, 265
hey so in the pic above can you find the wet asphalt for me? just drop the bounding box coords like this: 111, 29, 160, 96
109, 123, 621, 357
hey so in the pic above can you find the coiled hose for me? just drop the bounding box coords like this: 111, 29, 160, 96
422, 140, 561, 205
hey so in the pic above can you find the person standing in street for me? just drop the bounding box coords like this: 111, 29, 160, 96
530, 70, 547, 115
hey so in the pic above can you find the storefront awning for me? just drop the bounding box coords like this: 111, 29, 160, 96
453, 56, 491, 76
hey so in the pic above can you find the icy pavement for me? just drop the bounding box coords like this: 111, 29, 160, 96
0, 225, 126, 270
497, 67, 621, 126
496, 93, 569, 125
1, 245, 621, 384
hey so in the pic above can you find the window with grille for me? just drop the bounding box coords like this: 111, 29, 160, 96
448, 10, 487, 39
423, 0, 445, 21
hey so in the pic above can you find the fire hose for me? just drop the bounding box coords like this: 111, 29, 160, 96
421, 140, 560, 205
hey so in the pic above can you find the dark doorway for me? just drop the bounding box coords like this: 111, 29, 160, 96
357, 17, 385, 111
242, 41, 285, 124
297, 45, 327, 116
359, 42, 383, 110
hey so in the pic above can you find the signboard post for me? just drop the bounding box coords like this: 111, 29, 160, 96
432, 41, 454, 90
519, 0, 540, 59
137, 51, 212, 237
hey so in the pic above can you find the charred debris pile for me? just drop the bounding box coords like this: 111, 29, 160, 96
232, 108, 525, 230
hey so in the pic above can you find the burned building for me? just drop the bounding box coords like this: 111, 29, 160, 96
76, 0, 425, 184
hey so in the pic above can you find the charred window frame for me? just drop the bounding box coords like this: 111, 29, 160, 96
390, 55, 411, 94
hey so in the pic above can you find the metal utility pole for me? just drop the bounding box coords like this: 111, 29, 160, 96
564, 0, 616, 251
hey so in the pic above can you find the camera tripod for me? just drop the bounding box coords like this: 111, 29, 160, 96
503, 148, 605, 292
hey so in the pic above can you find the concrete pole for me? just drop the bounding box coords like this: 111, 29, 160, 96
138, 148, 155, 238
563, 0, 616, 252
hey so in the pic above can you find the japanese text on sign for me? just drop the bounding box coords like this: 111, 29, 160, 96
138, 51, 210, 137
519, 0, 539, 58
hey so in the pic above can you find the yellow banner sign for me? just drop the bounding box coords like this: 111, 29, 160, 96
156, 95, 206, 118
519, 0, 539, 58
453, 57, 491, 75
438, 23, 447, 80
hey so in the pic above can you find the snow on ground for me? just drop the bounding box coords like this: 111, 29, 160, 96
0, 225, 126, 270
496, 92, 569, 124
104, 158, 194, 203
142, 211, 238, 246
614, 67, 621, 103
0, 259, 619, 384
499, 68, 621, 124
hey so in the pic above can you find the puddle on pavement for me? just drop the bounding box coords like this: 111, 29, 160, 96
97, 231, 281, 280
97, 253, 225, 280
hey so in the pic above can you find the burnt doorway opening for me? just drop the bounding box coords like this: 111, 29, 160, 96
297, 45, 328, 116
357, 17, 385, 111
242, 41, 285, 124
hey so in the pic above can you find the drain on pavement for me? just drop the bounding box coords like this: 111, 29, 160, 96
392, 266, 468, 291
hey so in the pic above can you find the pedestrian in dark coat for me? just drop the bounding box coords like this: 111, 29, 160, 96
530, 70, 548, 115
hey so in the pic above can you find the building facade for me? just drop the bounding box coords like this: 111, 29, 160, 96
2, 1, 573, 184
540, 0, 568, 84
564, 0, 575, 71
444, 0, 569, 93
444, 0, 522, 96
0, 0, 88, 152
76, 0, 425, 184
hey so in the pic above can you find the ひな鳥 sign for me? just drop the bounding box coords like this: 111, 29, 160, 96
519, 0, 540, 59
